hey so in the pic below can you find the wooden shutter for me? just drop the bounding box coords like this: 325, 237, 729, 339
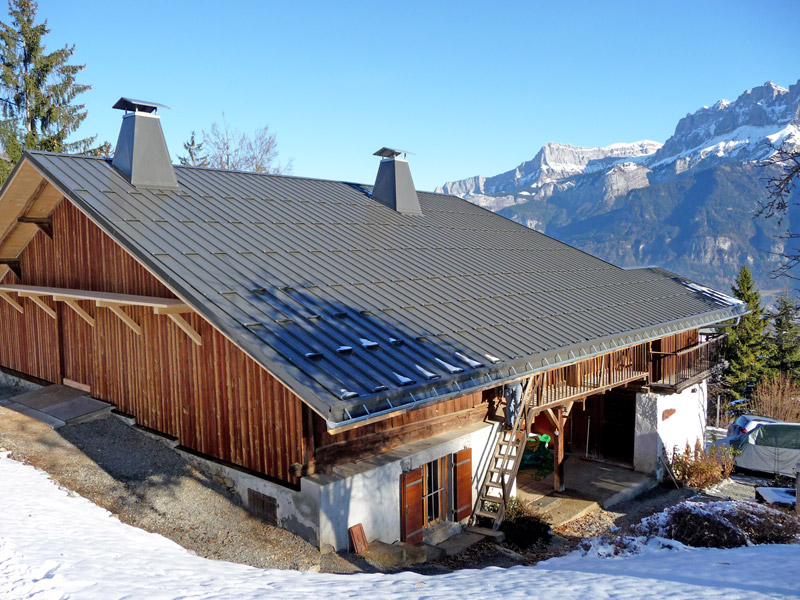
400, 467, 424, 544
453, 448, 473, 522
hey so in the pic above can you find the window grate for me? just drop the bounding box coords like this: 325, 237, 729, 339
247, 489, 278, 526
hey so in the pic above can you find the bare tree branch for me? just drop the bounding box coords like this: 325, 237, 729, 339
754, 139, 800, 279
199, 114, 291, 175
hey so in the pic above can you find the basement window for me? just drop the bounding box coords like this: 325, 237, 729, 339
247, 489, 278, 526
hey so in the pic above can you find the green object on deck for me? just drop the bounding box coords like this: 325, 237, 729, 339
532, 434, 551, 448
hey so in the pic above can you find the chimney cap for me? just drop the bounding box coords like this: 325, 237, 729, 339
374, 147, 415, 159
112, 97, 170, 114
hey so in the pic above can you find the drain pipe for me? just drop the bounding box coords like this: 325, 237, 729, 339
585, 416, 591, 457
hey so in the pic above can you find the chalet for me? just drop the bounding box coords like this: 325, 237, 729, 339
0, 99, 746, 551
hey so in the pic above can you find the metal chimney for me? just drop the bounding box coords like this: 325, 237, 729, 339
371, 147, 422, 216
111, 97, 179, 190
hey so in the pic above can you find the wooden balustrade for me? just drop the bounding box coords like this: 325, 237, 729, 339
531, 342, 650, 409
650, 335, 726, 391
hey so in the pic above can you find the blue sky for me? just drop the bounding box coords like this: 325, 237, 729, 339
33, 0, 800, 191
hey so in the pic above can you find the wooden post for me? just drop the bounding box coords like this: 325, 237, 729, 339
796, 463, 799, 514
554, 405, 566, 492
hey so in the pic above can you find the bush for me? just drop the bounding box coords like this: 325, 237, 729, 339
669, 440, 736, 490
635, 500, 800, 548
749, 374, 800, 423
500, 497, 551, 549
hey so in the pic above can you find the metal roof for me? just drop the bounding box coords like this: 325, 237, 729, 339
23, 151, 748, 424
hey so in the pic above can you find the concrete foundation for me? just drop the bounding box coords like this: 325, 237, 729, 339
634, 380, 707, 477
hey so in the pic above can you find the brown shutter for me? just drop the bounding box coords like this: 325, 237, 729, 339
400, 467, 424, 544
453, 448, 473, 522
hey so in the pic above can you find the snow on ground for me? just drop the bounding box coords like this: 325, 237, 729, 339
2, 453, 800, 600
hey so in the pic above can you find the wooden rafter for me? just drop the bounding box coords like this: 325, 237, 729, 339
0, 283, 189, 310
97, 301, 141, 336
0, 259, 21, 279
166, 313, 202, 346
153, 304, 193, 315
0, 290, 23, 314
18, 215, 53, 239
54, 296, 95, 327
18, 293, 55, 319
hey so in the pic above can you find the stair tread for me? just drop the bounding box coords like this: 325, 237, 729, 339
479, 494, 504, 503
474, 509, 500, 519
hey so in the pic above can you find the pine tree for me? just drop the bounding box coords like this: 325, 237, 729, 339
0, 0, 96, 181
766, 292, 800, 380
179, 130, 207, 167
725, 265, 769, 396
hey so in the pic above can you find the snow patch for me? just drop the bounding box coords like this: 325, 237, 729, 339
2, 454, 800, 599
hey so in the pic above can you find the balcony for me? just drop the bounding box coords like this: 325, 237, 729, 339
649, 334, 727, 392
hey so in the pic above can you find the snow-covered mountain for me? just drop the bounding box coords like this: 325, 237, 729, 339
438, 80, 800, 294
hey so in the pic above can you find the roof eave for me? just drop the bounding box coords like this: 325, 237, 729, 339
325, 301, 747, 426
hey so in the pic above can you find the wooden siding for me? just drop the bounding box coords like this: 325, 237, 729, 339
313, 391, 486, 467
0, 199, 306, 486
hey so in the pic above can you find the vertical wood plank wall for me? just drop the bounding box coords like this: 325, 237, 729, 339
0, 199, 306, 486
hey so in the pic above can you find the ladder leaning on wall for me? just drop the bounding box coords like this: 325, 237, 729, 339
469, 374, 541, 530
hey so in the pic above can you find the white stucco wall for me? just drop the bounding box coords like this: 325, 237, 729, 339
303, 421, 498, 552
634, 380, 707, 476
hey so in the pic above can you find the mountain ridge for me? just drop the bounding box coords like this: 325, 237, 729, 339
438, 80, 800, 295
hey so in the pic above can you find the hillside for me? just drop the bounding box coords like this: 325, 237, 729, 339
438, 80, 800, 296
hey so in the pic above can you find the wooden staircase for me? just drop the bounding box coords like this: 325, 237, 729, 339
470, 381, 538, 530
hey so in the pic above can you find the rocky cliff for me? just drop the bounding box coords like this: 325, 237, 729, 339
437, 80, 800, 295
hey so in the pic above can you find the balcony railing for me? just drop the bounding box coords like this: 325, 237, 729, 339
530, 343, 650, 409
649, 334, 727, 391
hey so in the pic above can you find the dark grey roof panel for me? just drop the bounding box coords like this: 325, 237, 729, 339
25, 151, 748, 422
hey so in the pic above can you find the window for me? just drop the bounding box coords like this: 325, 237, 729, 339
401, 450, 473, 544
422, 456, 448, 526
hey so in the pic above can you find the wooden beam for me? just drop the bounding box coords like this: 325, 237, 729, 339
0, 290, 23, 314
22, 294, 56, 319
0, 283, 188, 309
166, 313, 202, 346
543, 408, 559, 429
97, 301, 142, 336
18, 216, 53, 239
55, 296, 95, 327
153, 304, 192, 314
0, 259, 21, 279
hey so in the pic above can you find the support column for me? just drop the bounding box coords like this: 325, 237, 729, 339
554, 406, 565, 492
